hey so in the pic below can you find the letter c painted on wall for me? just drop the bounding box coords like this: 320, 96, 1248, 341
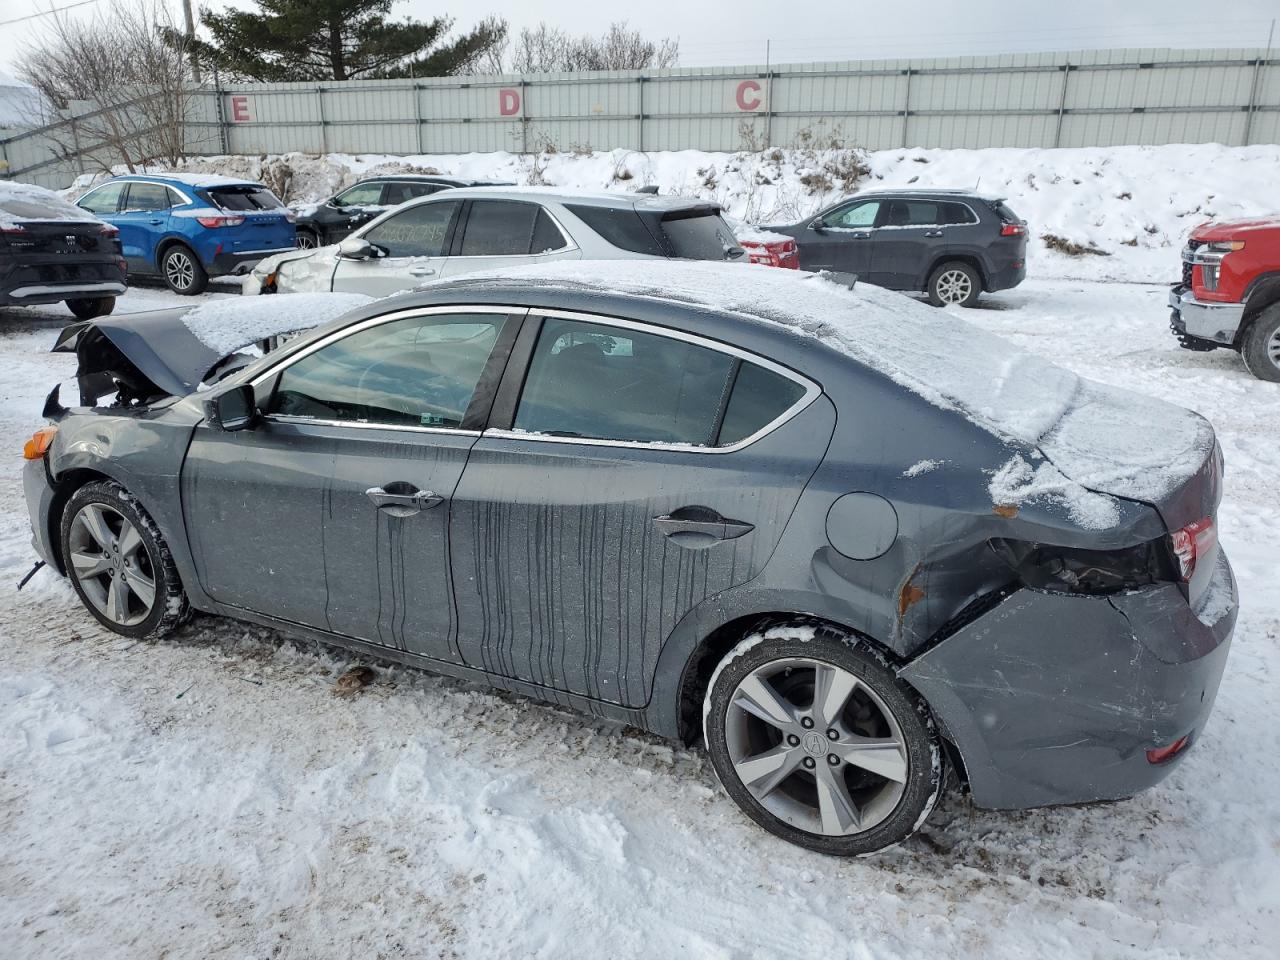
736, 80, 762, 111
499, 88, 521, 117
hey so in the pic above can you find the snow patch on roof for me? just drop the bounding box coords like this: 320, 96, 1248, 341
182, 292, 373, 357
428, 260, 1214, 516
156, 172, 261, 188
0, 180, 100, 228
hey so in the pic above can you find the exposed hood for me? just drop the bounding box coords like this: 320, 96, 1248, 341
1190, 216, 1280, 241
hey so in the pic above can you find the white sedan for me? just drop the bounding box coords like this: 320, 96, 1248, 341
245, 187, 747, 296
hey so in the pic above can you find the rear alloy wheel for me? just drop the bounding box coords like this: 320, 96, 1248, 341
927, 261, 982, 307
704, 627, 944, 855
1240, 303, 1280, 383
61, 481, 188, 639
65, 296, 116, 320
295, 230, 320, 250
161, 245, 208, 295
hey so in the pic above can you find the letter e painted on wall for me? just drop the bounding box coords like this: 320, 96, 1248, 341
735, 80, 763, 111
230, 96, 251, 122
499, 88, 521, 117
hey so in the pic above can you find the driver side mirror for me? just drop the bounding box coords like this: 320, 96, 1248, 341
810, 219, 828, 233
205, 383, 258, 432
337, 237, 374, 260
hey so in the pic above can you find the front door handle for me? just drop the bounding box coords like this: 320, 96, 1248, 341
653, 507, 754, 548
923, 229, 944, 238
366, 484, 443, 517
408, 266, 436, 277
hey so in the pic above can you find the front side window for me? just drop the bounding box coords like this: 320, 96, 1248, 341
123, 183, 175, 212
269, 312, 507, 429
514, 318, 736, 445
362, 201, 458, 258
334, 182, 385, 206
827, 201, 880, 229
78, 182, 126, 215
459, 200, 560, 257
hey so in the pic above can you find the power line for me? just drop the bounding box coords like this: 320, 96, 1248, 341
0, 0, 104, 28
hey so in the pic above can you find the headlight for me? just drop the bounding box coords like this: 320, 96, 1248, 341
1205, 241, 1244, 254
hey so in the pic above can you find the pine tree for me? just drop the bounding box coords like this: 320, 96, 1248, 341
186, 0, 505, 81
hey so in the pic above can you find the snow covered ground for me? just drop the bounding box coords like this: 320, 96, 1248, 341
160, 142, 1280, 286
1, 276, 1278, 959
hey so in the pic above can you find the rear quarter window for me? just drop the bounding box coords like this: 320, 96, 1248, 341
717, 362, 808, 446
566, 204, 664, 257
989, 200, 1022, 223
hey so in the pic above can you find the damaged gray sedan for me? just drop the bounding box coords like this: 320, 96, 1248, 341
22, 262, 1236, 855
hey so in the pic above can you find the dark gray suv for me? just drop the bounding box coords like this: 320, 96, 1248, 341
767, 189, 1027, 306
23, 262, 1233, 856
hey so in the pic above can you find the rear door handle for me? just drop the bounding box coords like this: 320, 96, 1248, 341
653, 509, 754, 547
408, 266, 436, 277
923, 230, 944, 238
366, 485, 443, 517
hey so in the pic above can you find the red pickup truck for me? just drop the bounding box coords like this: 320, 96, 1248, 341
1170, 216, 1280, 381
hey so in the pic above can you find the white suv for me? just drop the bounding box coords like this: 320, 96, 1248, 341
245, 187, 747, 296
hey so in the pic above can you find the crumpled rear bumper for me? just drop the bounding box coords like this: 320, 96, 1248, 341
899, 552, 1237, 810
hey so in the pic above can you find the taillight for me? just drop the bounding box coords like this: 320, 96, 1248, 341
1000, 222, 1026, 237
196, 214, 246, 228
284, 210, 297, 223
99, 224, 119, 237
1169, 517, 1216, 582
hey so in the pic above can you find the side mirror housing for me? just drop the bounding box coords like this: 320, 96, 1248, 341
810, 219, 827, 233
205, 383, 258, 432
337, 236, 374, 260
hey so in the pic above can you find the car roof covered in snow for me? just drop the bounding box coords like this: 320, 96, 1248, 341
349, 174, 514, 186
104, 172, 265, 190
400, 259, 1214, 522
414, 185, 721, 212
0, 179, 102, 227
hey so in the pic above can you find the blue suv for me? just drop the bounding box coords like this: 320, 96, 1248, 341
75, 174, 296, 295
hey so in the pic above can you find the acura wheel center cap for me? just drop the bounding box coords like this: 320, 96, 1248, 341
800, 731, 829, 758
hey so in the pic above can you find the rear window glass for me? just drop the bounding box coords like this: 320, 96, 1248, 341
565, 205, 664, 257
717, 363, 807, 446
208, 186, 284, 211
660, 211, 738, 260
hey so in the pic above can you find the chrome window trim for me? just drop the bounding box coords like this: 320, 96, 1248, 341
823, 197, 981, 230
495, 307, 821, 455
250, 303, 518, 435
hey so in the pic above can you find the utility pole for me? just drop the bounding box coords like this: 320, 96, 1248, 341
182, 0, 202, 84
1243, 18, 1274, 146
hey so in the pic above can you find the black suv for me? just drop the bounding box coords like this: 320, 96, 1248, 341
767, 189, 1027, 306
1, 181, 126, 319
294, 175, 514, 248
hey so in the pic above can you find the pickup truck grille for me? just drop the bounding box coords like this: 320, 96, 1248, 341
1181, 238, 1204, 286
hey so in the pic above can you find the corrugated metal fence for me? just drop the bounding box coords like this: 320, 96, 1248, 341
3, 47, 1278, 188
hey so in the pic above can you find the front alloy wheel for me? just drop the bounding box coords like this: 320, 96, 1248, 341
704, 627, 944, 855
61, 480, 189, 639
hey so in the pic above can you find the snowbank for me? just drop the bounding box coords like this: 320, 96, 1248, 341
152, 143, 1280, 283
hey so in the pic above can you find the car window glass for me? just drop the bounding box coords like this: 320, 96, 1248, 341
123, 182, 174, 212
565, 204, 663, 256
660, 212, 737, 260
514, 318, 735, 445
207, 186, 283, 211
362, 201, 458, 258
269, 313, 507, 428
531, 209, 567, 253
384, 182, 436, 204
334, 183, 384, 206
941, 202, 978, 225
78, 182, 125, 215
827, 201, 879, 228
460, 200, 541, 257
716, 362, 807, 446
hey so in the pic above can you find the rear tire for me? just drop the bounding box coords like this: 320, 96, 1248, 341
703, 623, 945, 856
65, 296, 116, 320
1240, 303, 1280, 383
160, 244, 208, 295
295, 229, 320, 250
927, 261, 982, 307
61, 480, 189, 640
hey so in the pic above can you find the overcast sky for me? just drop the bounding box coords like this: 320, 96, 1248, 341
2, 0, 1278, 75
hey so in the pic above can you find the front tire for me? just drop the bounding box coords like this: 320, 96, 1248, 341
927, 261, 982, 307
65, 296, 116, 320
703, 624, 944, 855
61, 480, 189, 639
161, 244, 208, 295
1241, 303, 1280, 383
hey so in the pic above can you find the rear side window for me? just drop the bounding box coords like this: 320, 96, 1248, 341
207, 186, 284, 211
384, 182, 439, 204
123, 183, 175, 212
566, 204, 663, 256
718, 363, 808, 446
990, 200, 1022, 223
514, 318, 735, 445
660, 211, 738, 260
941, 202, 978, 225
269, 313, 507, 428
459, 200, 559, 256
363, 200, 458, 258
